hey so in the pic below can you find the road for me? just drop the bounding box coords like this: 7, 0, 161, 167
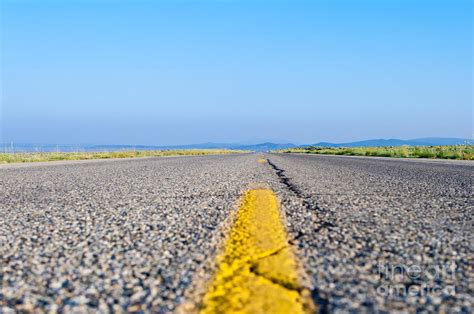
1, 153, 472, 313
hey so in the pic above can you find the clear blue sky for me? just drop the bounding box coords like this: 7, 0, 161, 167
1, 0, 472, 145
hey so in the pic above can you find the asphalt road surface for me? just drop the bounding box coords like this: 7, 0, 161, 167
1, 153, 472, 313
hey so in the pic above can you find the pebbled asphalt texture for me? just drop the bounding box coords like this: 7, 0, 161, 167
1, 153, 472, 313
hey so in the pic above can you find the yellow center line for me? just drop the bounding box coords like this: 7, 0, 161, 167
257, 159, 267, 163
199, 188, 315, 314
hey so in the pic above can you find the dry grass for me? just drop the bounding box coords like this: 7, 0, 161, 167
0, 149, 246, 164
282, 145, 474, 160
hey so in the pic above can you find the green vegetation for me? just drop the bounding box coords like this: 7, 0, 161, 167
0, 149, 246, 164
281, 145, 474, 160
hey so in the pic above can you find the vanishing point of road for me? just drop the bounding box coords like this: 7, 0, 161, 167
1, 153, 472, 313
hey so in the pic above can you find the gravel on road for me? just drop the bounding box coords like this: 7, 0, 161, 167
266, 153, 473, 313
1, 153, 472, 313
1, 154, 266, 313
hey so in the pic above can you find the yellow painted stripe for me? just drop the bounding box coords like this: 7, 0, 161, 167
199, 188, 315, 314
257, 159, 267, 163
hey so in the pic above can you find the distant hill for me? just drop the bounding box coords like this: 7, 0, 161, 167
234, 142, 298, 151
0, 142, 298, 152
1, 138, 471, 153
88, 142, 298, 152
310, 137, 472, 147
80, 142, 298, 151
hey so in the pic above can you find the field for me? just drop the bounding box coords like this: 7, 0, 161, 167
0, 149, 245, 164
282, 145, 474, 160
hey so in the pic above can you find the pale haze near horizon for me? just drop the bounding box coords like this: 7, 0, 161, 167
1, 0, 472, 145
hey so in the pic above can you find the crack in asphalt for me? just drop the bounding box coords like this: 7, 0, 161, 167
254, 245, 288, 261
248, 265, 302, 292
266, 158, 330, 313
267, 158, 324, 213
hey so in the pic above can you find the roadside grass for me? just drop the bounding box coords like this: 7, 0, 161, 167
0, 149, 247, 164
281, 145, 474, 161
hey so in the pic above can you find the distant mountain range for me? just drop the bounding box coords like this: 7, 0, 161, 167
73, 142, 299, 152
1, 137, 471, 152
0, 142, 299, 152
310, 137, 473, 148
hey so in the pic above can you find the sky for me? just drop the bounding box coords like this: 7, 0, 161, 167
1, 0, 472, 145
